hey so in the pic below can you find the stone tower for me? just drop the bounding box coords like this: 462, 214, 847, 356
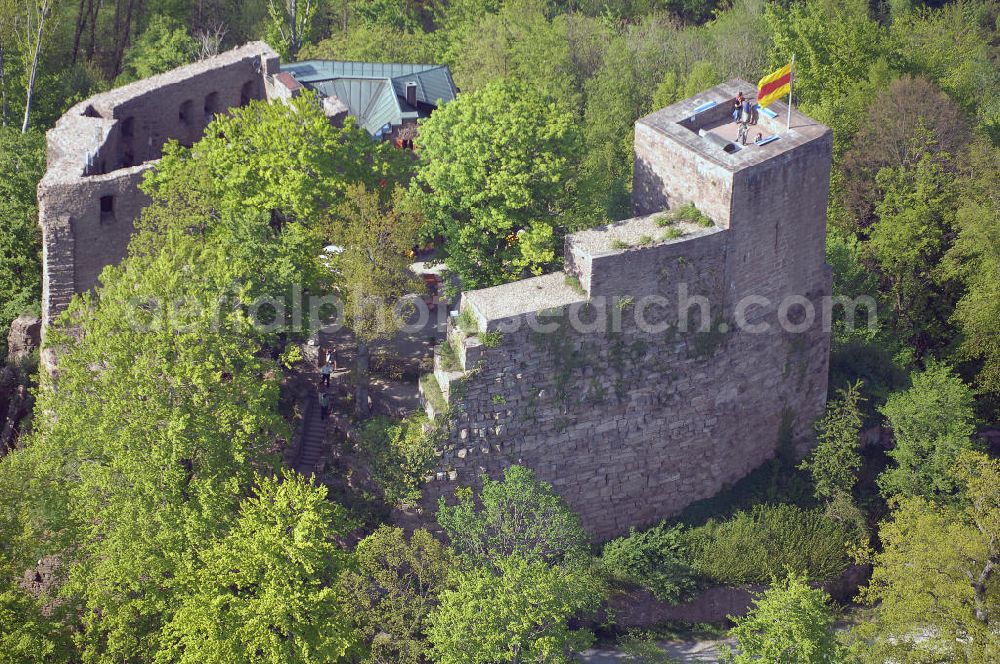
419, 80, 833, 540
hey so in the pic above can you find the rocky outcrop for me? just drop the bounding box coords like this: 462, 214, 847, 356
6, 314, 41, 365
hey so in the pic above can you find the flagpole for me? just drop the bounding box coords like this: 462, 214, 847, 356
787, 54, 795, 131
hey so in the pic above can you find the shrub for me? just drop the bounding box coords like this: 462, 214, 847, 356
437, 465, 589, 565
479, 330, 503, 348
358, 413, 438, 506
619, 631, 679, 662
674, 202, 713, 227
455, 308, 478, 336
602, 522, 696, 603
685, 504, 851, 584
656, 202, 713, 229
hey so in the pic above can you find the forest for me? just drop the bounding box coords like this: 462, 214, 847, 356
0, 0, 998, 661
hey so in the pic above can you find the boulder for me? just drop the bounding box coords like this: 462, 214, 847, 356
6, 315, 41, 365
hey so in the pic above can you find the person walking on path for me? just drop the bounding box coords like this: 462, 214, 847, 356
321, 359, 333, 387
318, 390, 330, 420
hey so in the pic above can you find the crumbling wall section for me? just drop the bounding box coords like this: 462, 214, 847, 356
38, 42, 281, 329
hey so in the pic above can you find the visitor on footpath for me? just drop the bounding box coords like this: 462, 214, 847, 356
732, 91, 745, 122
321, 360, 333, 387
318, 390, 330, 420
326, 347, 337, 370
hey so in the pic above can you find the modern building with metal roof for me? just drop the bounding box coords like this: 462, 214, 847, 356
281, 60, 458, 138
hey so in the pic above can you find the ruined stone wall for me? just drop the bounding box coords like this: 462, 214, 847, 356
38, 42, 282, 329
419, 81, 833, 540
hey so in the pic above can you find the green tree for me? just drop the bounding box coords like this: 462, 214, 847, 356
325, 183, 422, 418
581, 35, 644, 218
800, 381, 865, 504
764, 0, 894, 110
157, 472, 355, 664
858, 451, 999, 663
298, 25, 441, 64
0, 127, 44, 351
866, 151, 960, 354
724, 572, 843, 664
446, 0, 581, 108
0, 562, 70, 664
340, 526, 455, 663
266, 0, 321, 59
114, 16, 198, 85
427, 555, 600, 663
942, 138, 1000, 409
437, 465, 590, 565
0, 94, 386, 661
31, 239, 289, 661
890, 1, 1000, 135
840, 77, 969, 228
136, 94, 408, 336
877, 361, 978, 502
411, 79, 582, 288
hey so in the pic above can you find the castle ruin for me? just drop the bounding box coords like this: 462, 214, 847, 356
420, 80, 833, 540
36, 42, 293, 330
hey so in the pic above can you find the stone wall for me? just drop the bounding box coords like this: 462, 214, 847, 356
37, 42, 282, 330
419, 80, 833, 541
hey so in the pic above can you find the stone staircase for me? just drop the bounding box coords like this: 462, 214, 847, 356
293, 398, 329, 477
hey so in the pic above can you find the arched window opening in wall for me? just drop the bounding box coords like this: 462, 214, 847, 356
240, 80, 256, 106
121, 116, 135, 139
179, 100, 193, 126
204, 92, 219, 121
100, 195, 115, 223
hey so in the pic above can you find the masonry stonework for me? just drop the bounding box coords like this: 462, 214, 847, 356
37, 42, 284, 330
419, 80, 833, 540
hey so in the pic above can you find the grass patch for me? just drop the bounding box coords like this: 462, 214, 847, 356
438, 339, 462, 372
661, 227, 684, 241
419, 373, 448, 415
685, 503, 853, 584
636, 234, 654, 246
610, 239, 631, 250
564, 274, 586, 295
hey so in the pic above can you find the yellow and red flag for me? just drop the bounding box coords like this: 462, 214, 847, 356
757, 62, 792, 109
